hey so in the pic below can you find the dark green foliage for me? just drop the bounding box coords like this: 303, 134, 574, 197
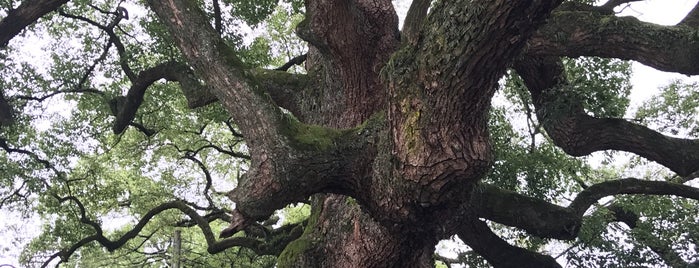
563, 57, 632, 118
636, 80, 699, 136
224, 0, 278, 25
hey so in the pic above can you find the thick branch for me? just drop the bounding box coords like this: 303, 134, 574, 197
472, 184, 579, 240
384, 0, 563, 210
473, 179, 699, 240
569, 178, 699, 215
0, 0, 69, 47
248, 69, 308, 119
109, 60, 308, 133
514, 56, 699, 176
529, 9, 699, 75
457, 216, 561, 268
274, 54, 307, 72
680, 2, 699, 27
111, 61, 185, 134
401, 0, 430, 45
146, 0, 286, 143
175, 68, 308, 115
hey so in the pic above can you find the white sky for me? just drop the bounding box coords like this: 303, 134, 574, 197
2, 0, 699, 267
621, 0, 699, 108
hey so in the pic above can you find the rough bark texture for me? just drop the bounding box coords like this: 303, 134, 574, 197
142, 0, 699, 267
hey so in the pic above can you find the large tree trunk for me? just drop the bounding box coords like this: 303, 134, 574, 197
149, 0, 562, 266
280, 1, 435, 266
278, 0, 560, 266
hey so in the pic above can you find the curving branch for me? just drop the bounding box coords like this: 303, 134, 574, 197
110, 61, 189, 134
606, 204, 696, 267
42, 199, 301, 267
182, 152, 218, 207
194, 144, 250, 160
513, 56, 699, 176
0, 0, 69, 48
528, 7, 699, 75
471, 184, 580, 240
0, 138, 62, 185
457, 216, 561, 268
569, 178, 699, 215
16, 87, 103, 102
58, 8, 136, 81
473, 178, 699, 241
146, 0, 287, 142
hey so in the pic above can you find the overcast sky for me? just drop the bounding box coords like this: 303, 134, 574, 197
620, 0, 699, 107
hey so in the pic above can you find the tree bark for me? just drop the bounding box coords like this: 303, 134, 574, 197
145, 0, 699, 267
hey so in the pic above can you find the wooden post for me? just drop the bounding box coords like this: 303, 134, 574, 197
172, 229, 181, 268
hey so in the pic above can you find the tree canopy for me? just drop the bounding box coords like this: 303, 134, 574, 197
0, 0, 698, 267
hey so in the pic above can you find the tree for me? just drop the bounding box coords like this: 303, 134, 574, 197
1, 0, 698, 267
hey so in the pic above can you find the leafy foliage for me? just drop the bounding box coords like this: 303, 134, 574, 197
0, 0, 305, 266
636, 80, 699, 136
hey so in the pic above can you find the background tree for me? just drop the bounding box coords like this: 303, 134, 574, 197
0, 0, 698, 267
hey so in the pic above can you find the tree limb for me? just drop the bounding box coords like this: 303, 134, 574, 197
472, 184, 580, 240
274, 54, 307, 72
514, 56, 699, 176
679, 2, 699, 27
456, 216, 561, 268
401, 0, 431, 45
16, 87, 103, 102
110, 61, 187, 134
528, 9, 699, 75
0, 0, 69, 48
58, 8, 136, 81
473, 178, 699, 240
43, 199, 300, 267
569, 178, 699, 215
146, 0, 287, 142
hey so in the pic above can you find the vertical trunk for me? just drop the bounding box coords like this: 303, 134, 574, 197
278, 195, 436, 268
279, 0, 440, 266
281, 0, 561, 266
